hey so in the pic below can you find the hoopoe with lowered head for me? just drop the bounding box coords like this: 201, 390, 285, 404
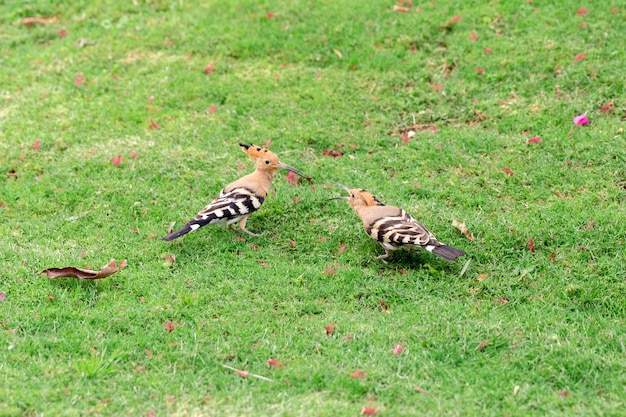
332, 183, 466, 263
163, 143, 310, 241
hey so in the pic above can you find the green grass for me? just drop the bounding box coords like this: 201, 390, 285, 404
1, 0, 625, 415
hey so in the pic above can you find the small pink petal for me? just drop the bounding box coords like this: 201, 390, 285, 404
266, 12, 275, 18
393, 344, 404, 356
147, 95, 155, 104
33, 140, 41, 150
149, 118, 160, 129
573, 113, 590, 125
576, 8, 587, 15
350, 369, 367, 378
401, 135, 409, 142
527, 136, 541, 143
148, 412, 155, 417
574, 52, 586, 62
476, 67, 485, 74
204, 65, 214, 75
338, 244, 347, 254
527, 237, 536, 253
0, 292, 5, 302
470, 32, 478, 41
362, 407, 378, 416
286, 171, 298, 185
236, 370, 248, 377
130, 151, 140, 158
502, 167, 513, 176
267, 358, 284, 368
579, 22, 587, 28
110, 155, 122, 167
208, 105, 216, 114
483, 48, 493, 54
325, 323, 337, 335
450, 14, 462, 23
75, 74, 84, 86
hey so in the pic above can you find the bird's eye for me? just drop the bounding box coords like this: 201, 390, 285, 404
265, 160, 270, 164
351, 194, 355, 198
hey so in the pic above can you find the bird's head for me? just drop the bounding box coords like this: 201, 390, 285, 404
330, 182, 384, 211
239, 143, 310, 179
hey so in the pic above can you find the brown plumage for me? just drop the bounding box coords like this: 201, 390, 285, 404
163, 143, 310, 240
332, 183, 466, 263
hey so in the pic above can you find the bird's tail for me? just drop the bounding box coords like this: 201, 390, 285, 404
162, 225, 193, 241
430, 244, 466, 261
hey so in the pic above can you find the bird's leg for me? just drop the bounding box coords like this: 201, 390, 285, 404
376, 247, 391, 264
239, 215, 267, 237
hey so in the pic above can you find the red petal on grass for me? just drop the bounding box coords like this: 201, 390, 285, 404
288, 238, 297, 248
163, 320, 179, 333
322, 149, 343, 158
477, 340, 489, 350
600, 102, 613, 115
576, 8, 587, 15
527, 237, 536, 252
429, 83, 443, 91
204, 65, 214, 74
527, 136, 541, 143
147, 95, 155, 104
579, 22, 587, 28
324, 264, 337, 276
362, 407, 378, 416
497, 298, 510, 304
573, 113, 589, 125
415, 386, 427, 393
164, 37, 174, 46
237, 162, 244, 170
611, 8, 620, 14
237, 370, 248, 377
350, 369, 367, 378
0, 292, 5, 302
266, 12, 275, 18
286, 171, 298, 185
401, 135, 409, 142
484, 48, 493, 54
33, 140, 41, 150
379, 299, 389, 310
75, 74, 84, 86
450, 14, 462, 23
208, 105, 216, 114
558, 390, 568, 397
148, 412, 155, 417
110, 155, 122, 167
325, 323, 337, 335
267, 358, 284, 368
574, 52, 586, 62
149, 118, 160, 129
393, 344, 404, 356
144, 349, 153, 357
502, 167, 513, 176
470, 32, 478, 41
476, 67, 485, 73
234, 236, 246, 242
338, 244, 347, 254
130, 151, 139, 158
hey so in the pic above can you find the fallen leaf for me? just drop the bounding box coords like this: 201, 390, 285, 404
33, 140, 41, 150
47, 293, 54, 301
162, 254, 175, 264
452, 219, 475, 241
574, 52, 586, 62
266, 12, 275, 18
325, 323, 337, 335
401, 135, 410, 142
149, 118, 160, 129
576, 8, 587, 15
58, 29, 69, 38
324, 264, 337, 276
527, 237, 536, 252
579, 22, 587, 28
450, 14, 462, 23
75, 74, 84, 86
470, 32, 478, 41
549, 252, 557, 263
476, 67, 485, 73
350, 369, 367, 378
204, 65, 214, 74
484, 48, 493, 54
286, 171, 299, 185
322, 149, 343, 158
287, 238, 297, 248
527, 136, 541, 143
502, 167, 514, 176
144, 349, 153, 357
130, 151, 139, 158
379, 299, 389, 310
19, 16, 58, 26
585, 220, 596, 230
477, 273, 488, 282
600, 102, 613, 115
208, 105, 216, 114
514, 385, 521, 395
40, 259, 127, 280
164, 37, 174, 46
110, 155, 122, 167
362, 407, 378, 416
558, 390, 568, 397
393, 344, 404, 356
393, 5, 409, 12
477, 340, 489, 350
333, 49, 343, 59
338, 244, 347, 254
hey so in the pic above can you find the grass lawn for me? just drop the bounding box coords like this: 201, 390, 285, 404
1, 0, 625, 415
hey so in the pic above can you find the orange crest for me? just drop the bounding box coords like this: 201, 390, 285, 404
239, 143, 277, 160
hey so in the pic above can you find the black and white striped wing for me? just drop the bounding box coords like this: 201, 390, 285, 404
366, 210, 438, 249
162, 187, 265, 240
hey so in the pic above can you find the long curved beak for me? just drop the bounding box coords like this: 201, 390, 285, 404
330, 181, 351, 193
276, 162, 313, 181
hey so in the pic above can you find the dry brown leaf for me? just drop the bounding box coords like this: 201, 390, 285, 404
333, 49, 343, 59
19, 16, 58, 26
477, 273, 488, 282
40, 259, 127, 280
452, 219, 475, 241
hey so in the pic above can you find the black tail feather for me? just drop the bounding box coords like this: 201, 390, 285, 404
162, 225, 193, 241
431, 245, 466, 261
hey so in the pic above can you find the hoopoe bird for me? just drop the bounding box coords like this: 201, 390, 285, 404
162, 143, 310, 241
332, 183, 466, 263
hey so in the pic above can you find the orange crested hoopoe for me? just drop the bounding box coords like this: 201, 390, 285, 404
163, 143, 310, 241
332, 183, 466, 263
